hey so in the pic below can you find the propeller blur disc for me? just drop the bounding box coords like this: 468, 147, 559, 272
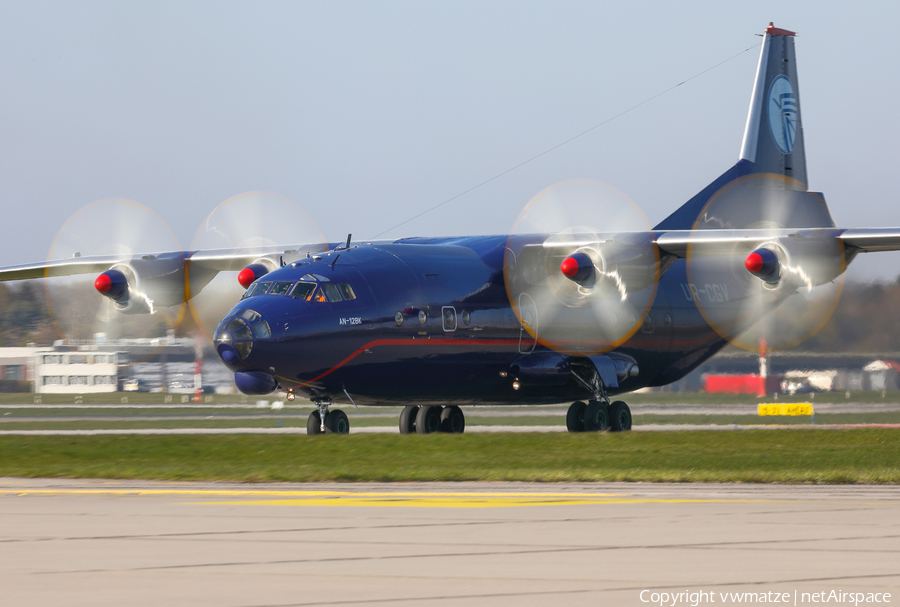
685, 174, 846, 352
188, 191, 328, 342
45, 199, 185, 346
504, 178, 659, 355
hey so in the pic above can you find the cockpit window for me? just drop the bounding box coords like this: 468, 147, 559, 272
323, 283, 342, 302
285, 280, 357, 303
233, 325, 252, 341
301, 273, 330, 283
290, 282, 316, 300
253, 319, 271, 338
338, 283, 357, 300
269, 281, 293, 296
226, 318, 247, 333
240, 309, 261, 323
244, 281, 272, 298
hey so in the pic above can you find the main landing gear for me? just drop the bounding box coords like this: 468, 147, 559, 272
566, 399, 632, 433
306, 400, 350, 435
566, 363, 631, 433
566, 400, 632, 432
399, 405, 466, 434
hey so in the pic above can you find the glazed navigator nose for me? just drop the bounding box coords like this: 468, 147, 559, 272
215, 308, 272, 365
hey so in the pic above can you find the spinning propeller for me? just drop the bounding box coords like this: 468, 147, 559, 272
187, 191, 328, 342
45, 199, 186, 346
685, 174, 845, 352
44, 192, 329, 349
504, 179, 660, 355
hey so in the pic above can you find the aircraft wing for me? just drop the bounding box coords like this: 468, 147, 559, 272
654, 228, 900, 257
0, 243, 333, 282
0, 255, 127, 281
836, 229, 900, 253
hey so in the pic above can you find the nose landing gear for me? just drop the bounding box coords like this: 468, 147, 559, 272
306, 400, 350, 435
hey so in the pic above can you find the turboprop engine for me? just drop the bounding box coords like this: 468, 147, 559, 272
92, 253, 188, 314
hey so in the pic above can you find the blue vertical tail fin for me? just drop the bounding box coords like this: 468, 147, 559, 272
655, 24, 824, 231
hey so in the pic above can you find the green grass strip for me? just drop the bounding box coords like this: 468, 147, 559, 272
1, 429, 898, 483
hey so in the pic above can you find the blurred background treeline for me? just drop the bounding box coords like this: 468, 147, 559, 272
2, 277, 900, 351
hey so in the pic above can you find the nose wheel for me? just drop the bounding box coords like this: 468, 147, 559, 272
306, 401, 350, 435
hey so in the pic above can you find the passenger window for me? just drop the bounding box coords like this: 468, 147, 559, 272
291, 282, 316, 300
338, 284, 357, 300
324, 283, 342, 302
269, 281, 293, 296
311, 287, 327, 303
442, 306, 457, 332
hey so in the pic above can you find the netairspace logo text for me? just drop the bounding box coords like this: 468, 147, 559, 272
640, 590, 892, 606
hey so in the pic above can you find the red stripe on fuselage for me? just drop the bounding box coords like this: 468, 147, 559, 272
307, 338, 521, 383
302, 332, 723, 385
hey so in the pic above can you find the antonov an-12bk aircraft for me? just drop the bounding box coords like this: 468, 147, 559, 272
3, 24, 899, 435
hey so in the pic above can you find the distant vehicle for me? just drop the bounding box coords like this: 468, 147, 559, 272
781, 379, 819, 395
123, 379, 150, 392
167, 381, 194, 394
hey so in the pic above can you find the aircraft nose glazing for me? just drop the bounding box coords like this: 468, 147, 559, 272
214, 308, 272, 364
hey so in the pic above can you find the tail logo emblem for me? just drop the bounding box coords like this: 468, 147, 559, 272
767, 74, 798, 155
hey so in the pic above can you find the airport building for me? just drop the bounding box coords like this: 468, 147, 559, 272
0, 334, 233, 393
35, 350, 122, 394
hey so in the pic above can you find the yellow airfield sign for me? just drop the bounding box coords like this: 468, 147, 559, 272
758, 403, 814, 416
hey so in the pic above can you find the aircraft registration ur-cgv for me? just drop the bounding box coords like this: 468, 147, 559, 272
3, 23, 899, 435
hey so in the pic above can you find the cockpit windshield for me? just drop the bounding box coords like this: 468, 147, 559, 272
244, 278, 357, 303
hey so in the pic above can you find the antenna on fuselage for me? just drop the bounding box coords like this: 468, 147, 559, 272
345, 234, 352, 249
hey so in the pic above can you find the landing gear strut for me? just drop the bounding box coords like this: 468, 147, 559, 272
306, 400, 350, 435
567, 364, 631, 433
398, 405, 466, 434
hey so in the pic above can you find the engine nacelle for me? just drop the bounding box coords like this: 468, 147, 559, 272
745, 233, 843, 290
93, 253, 188, 314
745, 247, 780, 282
94, 269, 129, 302
238, 263, 272, 289
558, 233, 658, 296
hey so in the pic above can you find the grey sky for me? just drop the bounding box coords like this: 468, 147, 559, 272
1, 1, 898, 281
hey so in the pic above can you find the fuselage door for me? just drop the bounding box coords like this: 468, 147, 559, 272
518, 293, 538, 353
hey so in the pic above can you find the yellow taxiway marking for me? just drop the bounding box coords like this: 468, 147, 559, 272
0, 489, 625, 499
187, 497, 796, 508
2, 488, 896, 509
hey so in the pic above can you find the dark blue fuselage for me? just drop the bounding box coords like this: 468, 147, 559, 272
214, 235, 729, 406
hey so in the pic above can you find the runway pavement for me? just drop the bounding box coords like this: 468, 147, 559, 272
1, 478, 898, 606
